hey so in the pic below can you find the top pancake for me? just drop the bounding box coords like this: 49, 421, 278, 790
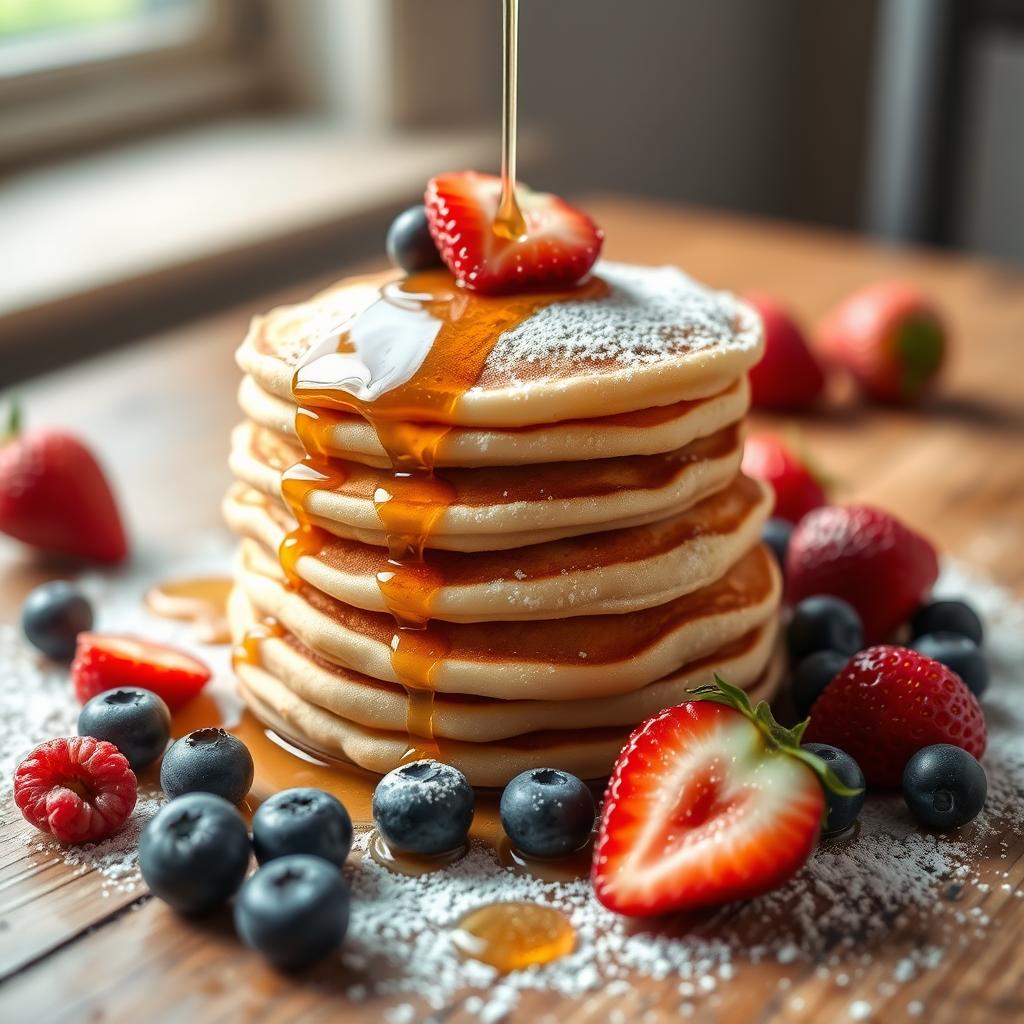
237, 261, 763, 428
237, 373, 751, 469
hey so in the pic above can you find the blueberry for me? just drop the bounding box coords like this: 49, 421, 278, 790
761, 517, 793, 572
139, 793, 250, 914
786, 595, 863, 662
235, 854, 349, 969
386, 204, 443, 273
21, 581, 93, 662
160, 728, 254, 804
902, 744, 987, 831
911, 600, 983, 645
372, 759, 474, 856
802, 743, 865, 835
500, 768, 596, 859
77, 687, 171, 771
792, 650, 848, 717
911, 632, 989, 697
253, 788, 353, 867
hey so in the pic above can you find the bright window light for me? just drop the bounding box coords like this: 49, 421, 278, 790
0, 0, 207, 78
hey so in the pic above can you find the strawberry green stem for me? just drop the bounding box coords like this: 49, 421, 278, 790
689, 676, 863, 799
2, 398, 21, 444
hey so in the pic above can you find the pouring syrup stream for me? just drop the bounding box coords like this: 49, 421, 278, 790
495, 0, 526, 241
238, 0, 601, 772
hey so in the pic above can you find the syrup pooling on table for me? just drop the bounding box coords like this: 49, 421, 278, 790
283, 270, 608, 760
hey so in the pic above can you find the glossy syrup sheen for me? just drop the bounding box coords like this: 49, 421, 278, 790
276, 269, 606, 761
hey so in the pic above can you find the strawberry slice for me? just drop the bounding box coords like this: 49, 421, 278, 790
71, 633, 211, 710
425, 171, 603, 293
592, 679, 856, 917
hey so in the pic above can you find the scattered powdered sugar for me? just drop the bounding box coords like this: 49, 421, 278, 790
483, 262, 759, 380
2, 553, 1023, 1020
2, 533, 237, 895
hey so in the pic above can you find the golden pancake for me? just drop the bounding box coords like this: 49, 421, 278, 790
234, 540, 781, 701
236, 262, 763, 428
228, 582, 777, 740
236, 373, 752, 469
223, 474, 772, 621
229, 420, 745, 552
234, 651, 784, 788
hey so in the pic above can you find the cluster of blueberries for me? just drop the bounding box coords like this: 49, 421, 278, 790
76, 679, 595, 969
764, 516, 989, 834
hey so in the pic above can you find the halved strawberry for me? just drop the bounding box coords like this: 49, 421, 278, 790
71, 633, 211, 710
425, 171, 603, 293
592, 680, 856, 917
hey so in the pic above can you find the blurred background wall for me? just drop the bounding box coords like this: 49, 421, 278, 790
1, 0, 1022, 381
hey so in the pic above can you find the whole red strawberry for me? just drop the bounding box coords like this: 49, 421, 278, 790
786, 504, 938, 641
425, 171, 603, 293
805, 645, 986, 787
14, 736, 137, 844
741, 434, 825, 524
744, 293, 826, 411
818, 281, 945, 403
0, 404, 128, 563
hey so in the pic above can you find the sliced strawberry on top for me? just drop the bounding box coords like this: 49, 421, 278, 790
592, 679, 856, 917
425, 171, 603, 293
71, 633, 212, 710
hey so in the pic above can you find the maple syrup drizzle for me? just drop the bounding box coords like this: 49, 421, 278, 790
144, 576, 233, 644
280, 271, 606, 764
263, 0, 605, 766
452, 902, 576, 972
497, 837, 595, 883
232, 617, 284, 669
367, 830, 468, 877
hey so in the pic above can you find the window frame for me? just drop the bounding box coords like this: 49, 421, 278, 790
0, 0, 269, 168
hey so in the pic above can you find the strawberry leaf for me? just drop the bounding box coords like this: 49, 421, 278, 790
2, 397, 21, 443
688, 677, 863, 800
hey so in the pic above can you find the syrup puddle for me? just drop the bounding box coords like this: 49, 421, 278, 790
496, 837, 594, 883
145, 576, 232, 644
368, 831, 468, 876
452, 902, 576, 972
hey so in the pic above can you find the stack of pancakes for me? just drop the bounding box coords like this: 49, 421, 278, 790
225, 261, 781, 787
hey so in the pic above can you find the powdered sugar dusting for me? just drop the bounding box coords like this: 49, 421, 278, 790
483, 262, 759, 381
1, 551, 1022, 1020
2, 533, 238, 895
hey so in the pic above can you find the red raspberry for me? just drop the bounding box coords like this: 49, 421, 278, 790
804, 645, 986, 787
786, 504, 938, 641
14, 736, 138, 844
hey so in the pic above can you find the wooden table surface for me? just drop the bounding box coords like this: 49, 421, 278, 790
1, 198, 1023, 1022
